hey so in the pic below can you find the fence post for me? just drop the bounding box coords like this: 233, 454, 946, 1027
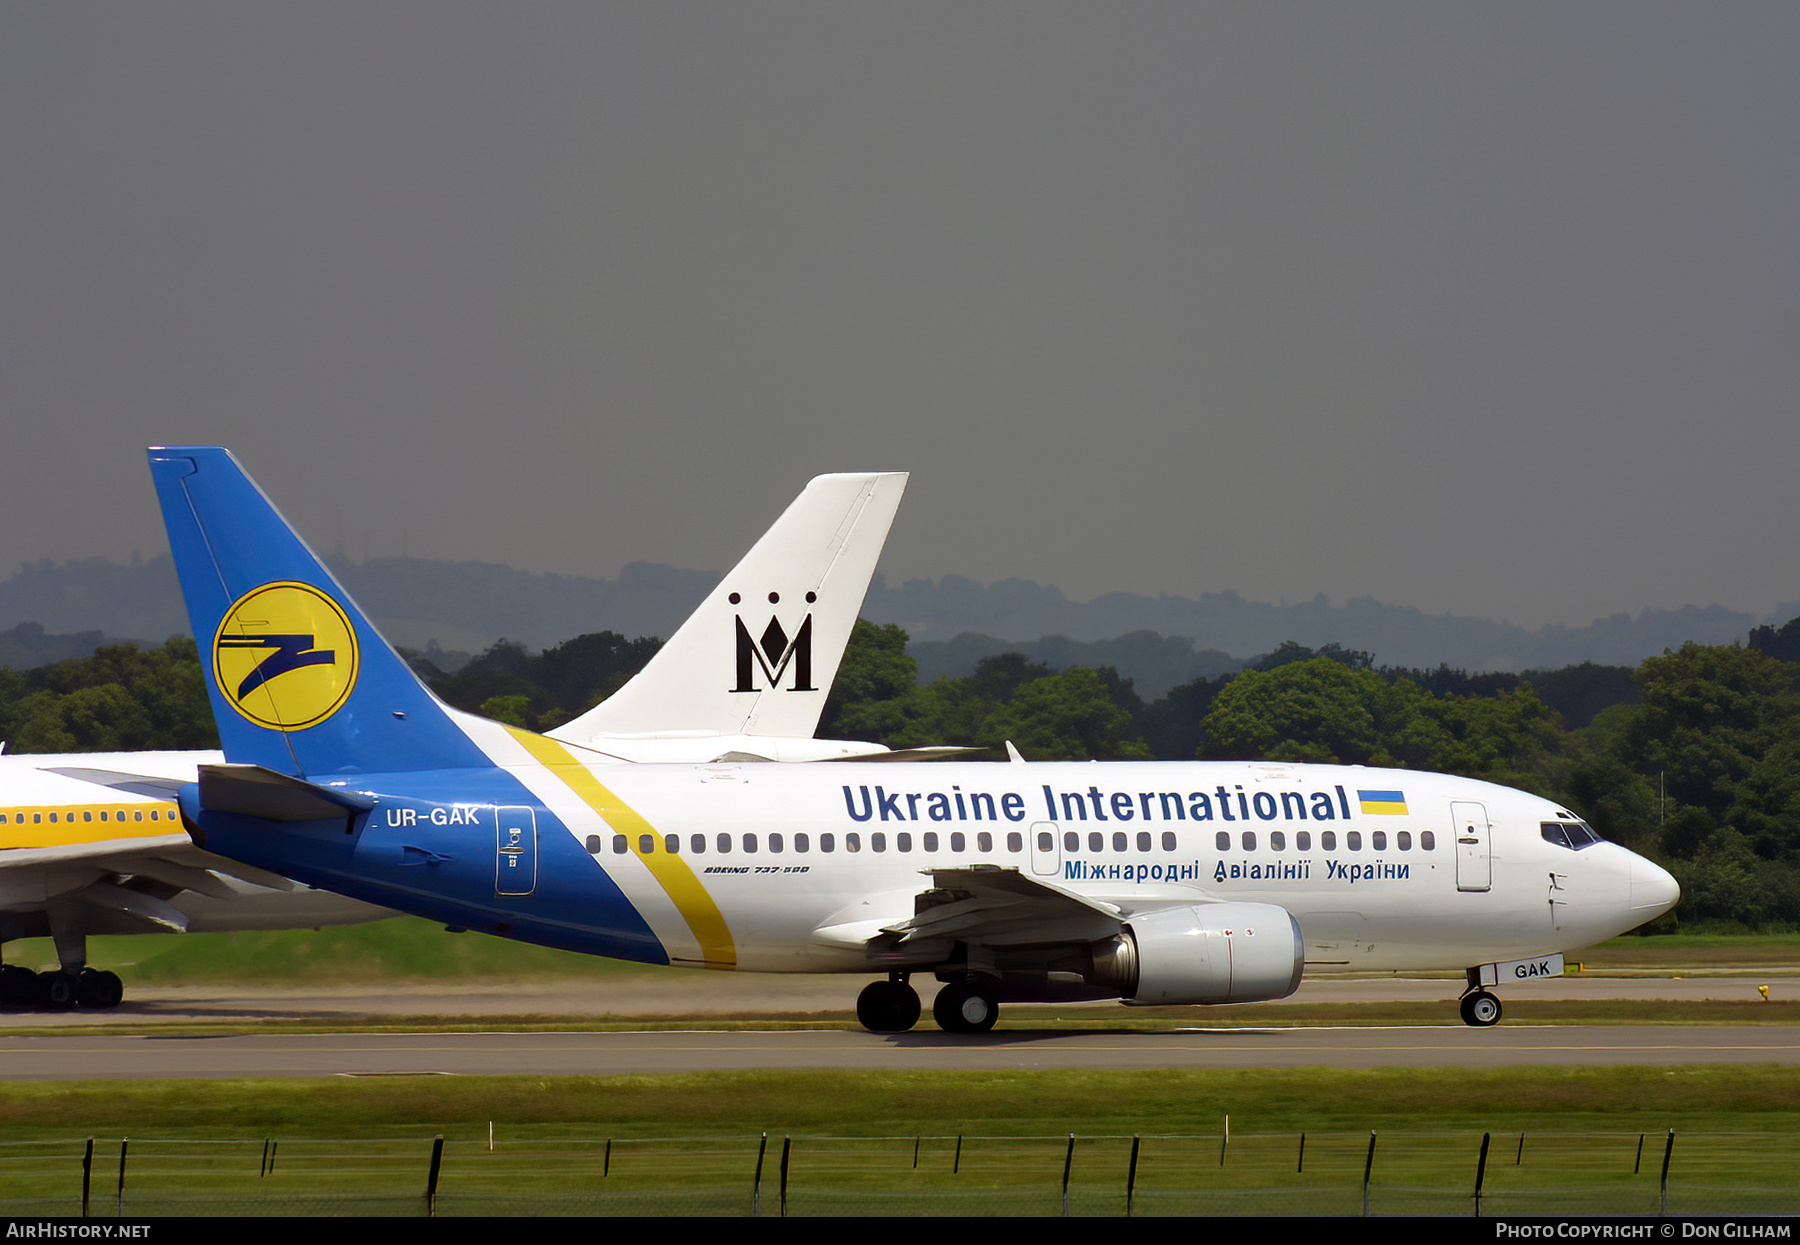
1474, 1132, 1491, 1217
1297, 1132, 1305, 1174
1061, 1134, 1075, 1217
1634, 1133, 1644, 1174
1659, 1129, 1675, 1216
912, 1136, 920, 1169
426, 1134, 444, 1217
81, 1138, 92, 1218
779, 1137, 791, 1219
1516, 1132, 1525, 1165
752, 1132, 767, 1218
953, 1135, 962, 1174
115, 1138, 128, 1219
603, 1138, 611, 1177
1219, 1114, 1229, 1166
1126, 1135, 1140, 1217
1362, 1130, 1376, 1217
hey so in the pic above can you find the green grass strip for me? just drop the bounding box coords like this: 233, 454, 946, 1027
3, 1067, 1800, 1139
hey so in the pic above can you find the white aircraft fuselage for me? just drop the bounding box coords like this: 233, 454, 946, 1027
155, 445, 1682, 1033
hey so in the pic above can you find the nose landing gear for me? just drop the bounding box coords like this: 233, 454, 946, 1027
1459, 989, 1503, 1027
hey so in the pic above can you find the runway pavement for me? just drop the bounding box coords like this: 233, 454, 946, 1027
1, 972, 1794, 1080
2, 1023, 1796, 1080
0, 969, 1790, 1029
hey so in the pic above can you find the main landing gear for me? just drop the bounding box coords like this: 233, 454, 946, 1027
0, 964, 124, 1010
856, 976, 921, 1033
856, 975, 1001, 1035
1459, 989, 1503, 1027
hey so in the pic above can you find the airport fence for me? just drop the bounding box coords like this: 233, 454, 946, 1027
0, 1128, 1795, 1216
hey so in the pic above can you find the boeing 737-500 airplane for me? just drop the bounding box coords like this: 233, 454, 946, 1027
150, 447, 1680, 1032
1, 469, 911, 1007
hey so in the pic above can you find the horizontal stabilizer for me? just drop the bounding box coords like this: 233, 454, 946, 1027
198, 764, 377, 823
42, 766, 190, 799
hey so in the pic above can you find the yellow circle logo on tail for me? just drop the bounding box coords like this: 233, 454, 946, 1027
213, 582, 360, 731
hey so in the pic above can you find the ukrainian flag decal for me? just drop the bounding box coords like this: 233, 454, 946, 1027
1357, 789, 1408, 815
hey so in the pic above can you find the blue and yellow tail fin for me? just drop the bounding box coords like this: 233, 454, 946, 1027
149, 447, 489, 777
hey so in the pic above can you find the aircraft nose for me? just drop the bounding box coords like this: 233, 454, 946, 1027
1628, 853, 1680, 918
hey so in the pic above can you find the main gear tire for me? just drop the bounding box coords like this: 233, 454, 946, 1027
932, 981, 999, 1034
856, 980, 921, 1033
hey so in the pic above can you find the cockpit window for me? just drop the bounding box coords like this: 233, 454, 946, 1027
1541, 821, 1603, 851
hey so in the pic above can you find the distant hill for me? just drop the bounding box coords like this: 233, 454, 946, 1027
0, 622, 117, 670
863, 575, 1787, 674
0, 554, 1787, 677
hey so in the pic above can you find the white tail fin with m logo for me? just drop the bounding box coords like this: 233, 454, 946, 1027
549, 472, 906, 749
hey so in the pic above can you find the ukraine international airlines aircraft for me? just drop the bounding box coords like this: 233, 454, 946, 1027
152, 447, 1680, 1033
0, 469, 910, 1008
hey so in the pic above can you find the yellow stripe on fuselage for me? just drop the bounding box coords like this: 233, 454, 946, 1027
504, 727, 736, 967
0, 803, 182, 850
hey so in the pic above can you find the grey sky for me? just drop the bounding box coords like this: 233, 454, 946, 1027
4, 4, 1796, 631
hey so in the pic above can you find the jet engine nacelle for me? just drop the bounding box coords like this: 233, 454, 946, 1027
1096, 902, 1304, 1005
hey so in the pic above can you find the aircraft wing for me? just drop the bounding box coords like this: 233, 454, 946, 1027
865, 866, 1126, 959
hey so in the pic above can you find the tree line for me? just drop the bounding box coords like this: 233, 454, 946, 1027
8, 614, 1800, 931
